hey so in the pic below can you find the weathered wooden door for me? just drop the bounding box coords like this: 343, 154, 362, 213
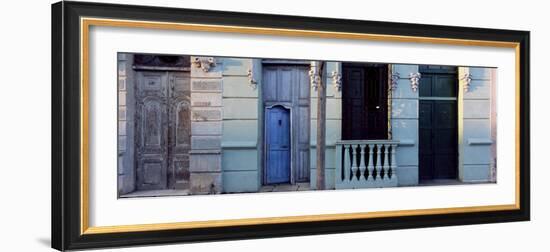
342, 64, 388, 140
135, 71, 191, 191
266, 106, 291, 184
262, 64, 310, 184
419, 66, 458, 181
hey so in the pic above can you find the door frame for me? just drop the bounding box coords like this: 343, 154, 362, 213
263, 104, 294, 185
418, 66, 459, 182
341, 63, 391, 140
133, 70, 191, 191
259, 62, 311, 186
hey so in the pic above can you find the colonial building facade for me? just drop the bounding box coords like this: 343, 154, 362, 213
117, 53, 497, 196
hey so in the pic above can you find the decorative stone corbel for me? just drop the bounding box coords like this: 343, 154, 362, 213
192, 57, 216, 72
461, 73, 473, 92
309, 63, 322, 91
330, 71, 342, 92
409, 72, 421, 92
247, 68, 257, 90
390, 71, 400, 91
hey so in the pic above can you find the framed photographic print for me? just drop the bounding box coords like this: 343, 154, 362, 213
51, 1, 530, 251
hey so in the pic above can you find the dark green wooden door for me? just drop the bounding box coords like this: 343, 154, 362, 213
419, 66, 458, 181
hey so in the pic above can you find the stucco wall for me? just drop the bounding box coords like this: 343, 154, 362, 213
458, 67, 496, 182
117, 53, 136, 195
391, 64, 420, 186
310, 62, 341, 190
189, 57, 224, 194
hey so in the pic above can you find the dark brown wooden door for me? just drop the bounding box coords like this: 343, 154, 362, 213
135, 71, 190, 191
419, 66, 458, 181
342, 64, 388, 140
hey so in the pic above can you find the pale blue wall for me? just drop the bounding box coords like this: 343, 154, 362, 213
391, 64, 420, 186
309, 62, 341, 189
459, 67, 495, 182
218, 61, 495, 192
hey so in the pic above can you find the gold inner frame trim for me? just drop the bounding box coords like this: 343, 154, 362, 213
80, 17, 522, 235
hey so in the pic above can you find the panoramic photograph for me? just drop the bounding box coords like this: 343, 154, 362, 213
117, 53, 497, 198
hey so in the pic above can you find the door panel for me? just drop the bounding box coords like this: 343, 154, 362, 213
142, 99, 164, 148
342, 67, 366, 140
433, 101, 457, 179
168, 72, 191, 189
295, 67, 310, 182
136, 71, 190, 191
418, 70, 458, 181
136, 72, 168, 190
266, 106, 291, 184
419, 102, 434, 180
278, 69, 292, 102
365, 66, 388, 139
143, 160, 164, 185
263, 69, 277, 102
419, 75, 434, 97
433, 75, 458, 97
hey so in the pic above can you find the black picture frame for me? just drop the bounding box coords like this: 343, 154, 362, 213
51, 1, 530, 251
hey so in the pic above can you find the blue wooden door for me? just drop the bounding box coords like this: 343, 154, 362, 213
266, 106, 291, 184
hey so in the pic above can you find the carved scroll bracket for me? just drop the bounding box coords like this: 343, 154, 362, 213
192, 57, 216, 72
330, 71, 342, 92
390, 71, 400, 91
409, 72, 421, 92
247, 68, 258, 90
461, 73, 473, 92
309, 62, 323, 91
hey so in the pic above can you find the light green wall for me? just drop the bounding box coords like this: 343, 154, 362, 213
221, 58, 261, 193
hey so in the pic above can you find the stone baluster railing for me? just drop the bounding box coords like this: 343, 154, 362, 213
335, 140, 399, 189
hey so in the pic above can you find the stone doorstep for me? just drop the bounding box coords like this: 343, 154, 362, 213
296, 182, 312, 191
259, 185, 275, 192
417, 179, 492, 186
120, 182, 315, 198
119, 189, 190, 198
261, 182, 311, 193
118, 180, 492, 198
